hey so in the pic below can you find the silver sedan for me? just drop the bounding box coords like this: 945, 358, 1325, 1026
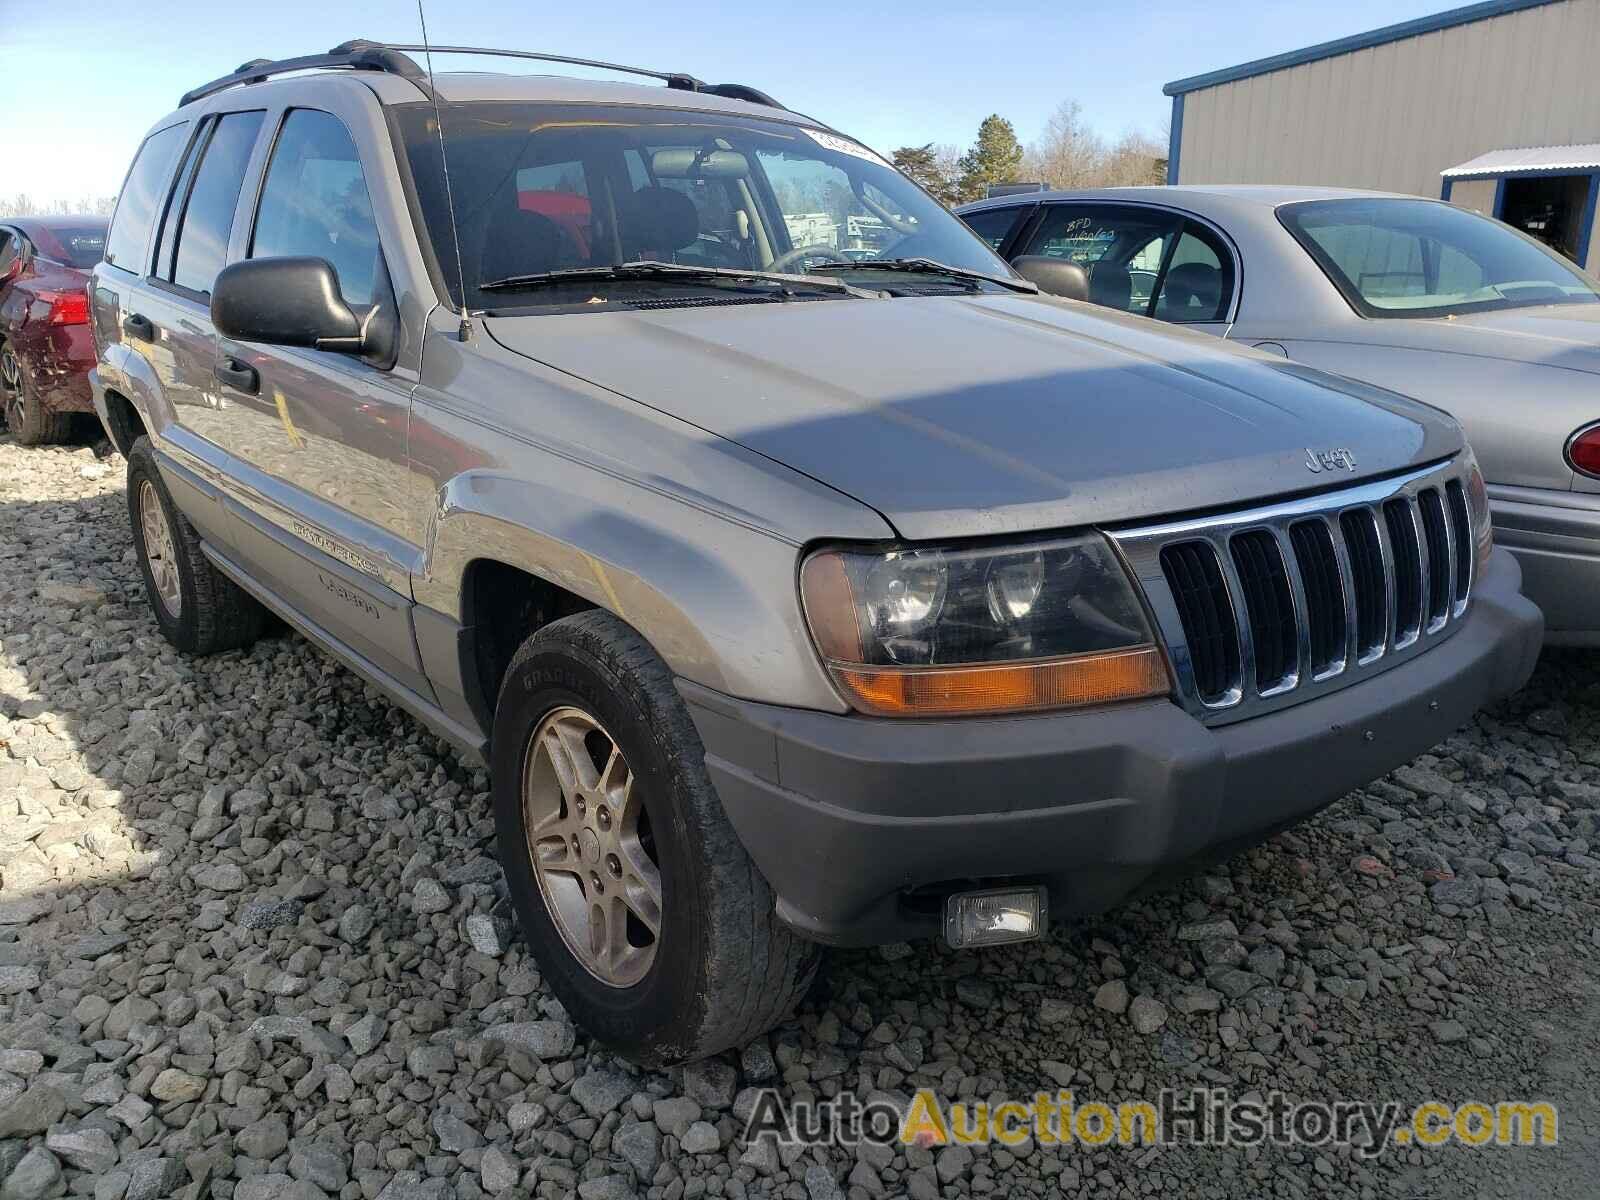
958, 186, 1600, 645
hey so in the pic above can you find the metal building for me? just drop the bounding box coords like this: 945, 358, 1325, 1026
1163, 0, 1600, 271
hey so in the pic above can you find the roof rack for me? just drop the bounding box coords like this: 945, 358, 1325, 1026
179, 40, 788, 111
179, 41, 428, 108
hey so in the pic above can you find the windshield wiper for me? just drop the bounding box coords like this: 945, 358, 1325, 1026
479, 260, 883, 299
809, 257, 1038, 294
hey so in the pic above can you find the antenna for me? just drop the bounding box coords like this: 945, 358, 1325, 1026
416, 1, 473, 342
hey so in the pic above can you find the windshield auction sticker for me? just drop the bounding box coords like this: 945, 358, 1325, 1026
802, 127, 889, 166
741, 1088, 1558, 1157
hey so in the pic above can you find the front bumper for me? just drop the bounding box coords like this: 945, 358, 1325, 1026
683, 548, 1542, 946
1490, 484, 1600, 645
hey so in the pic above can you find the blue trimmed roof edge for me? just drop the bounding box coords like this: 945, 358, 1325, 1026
1163, 0, 1559, 96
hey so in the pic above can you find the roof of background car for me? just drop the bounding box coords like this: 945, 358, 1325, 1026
2, 216, 109, 236
956, 184, 1426, 215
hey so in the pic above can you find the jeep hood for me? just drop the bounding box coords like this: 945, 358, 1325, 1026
485, 294, 1462, 541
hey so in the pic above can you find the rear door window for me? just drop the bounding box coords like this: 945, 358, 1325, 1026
104, 122, 190, 272
1152, 225, 1235, 322
169, 111, 265, 295
250, 110, 383, 308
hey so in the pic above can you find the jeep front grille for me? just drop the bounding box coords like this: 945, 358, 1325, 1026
1110, 459, 1475, 726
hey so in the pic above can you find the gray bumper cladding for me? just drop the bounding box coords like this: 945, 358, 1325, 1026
683, 549, 1542, 946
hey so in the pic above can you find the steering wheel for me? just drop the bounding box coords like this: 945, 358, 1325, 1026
769, 244, 855, 273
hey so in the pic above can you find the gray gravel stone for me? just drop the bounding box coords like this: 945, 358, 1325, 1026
0, 1147, 61, 1200
571, 1068, 635, 1118
0, 1084, 66, 1137
432, 1109, 483, 1151
480, 1020, 575, 1059
680, 1120, 721, 1153
124, 1158, 186, 1200
1093, 979, 1130, 1014
1129, 994, 1168, 1033
479, 1146, 519, 1194
239, 896, 304, 929
412, 878, 452, 914
682, 1058, 738, 1108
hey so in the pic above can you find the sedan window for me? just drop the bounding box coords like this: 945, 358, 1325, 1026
1279, 198, 1599, 318
1153, 227, 1234, 323
960, 206, 1025, 252
1021, 205, 1183, 314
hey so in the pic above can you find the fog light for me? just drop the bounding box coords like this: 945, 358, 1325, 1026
944, 886, 1047, 949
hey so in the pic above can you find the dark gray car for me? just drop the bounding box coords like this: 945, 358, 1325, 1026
960, 185, 1600, 645
90, 44, 1540, 1064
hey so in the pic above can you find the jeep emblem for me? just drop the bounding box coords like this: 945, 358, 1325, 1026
1305, 447, 1357, 473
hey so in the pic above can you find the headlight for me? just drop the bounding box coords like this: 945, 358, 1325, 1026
1462, 446, 1493, 575
800, 533, 1170, 717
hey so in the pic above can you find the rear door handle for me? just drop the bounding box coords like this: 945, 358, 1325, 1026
122, 313, 153, 341
214, 355, 260, 395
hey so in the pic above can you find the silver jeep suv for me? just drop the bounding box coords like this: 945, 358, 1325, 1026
89, 42, 1542, 1064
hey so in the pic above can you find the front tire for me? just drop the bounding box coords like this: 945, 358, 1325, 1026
126, 436, 267, 654
0, 341, 71, 446
492, 610, 819, 1065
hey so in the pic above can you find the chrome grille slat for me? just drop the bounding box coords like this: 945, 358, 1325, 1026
1324, 515, 1361, 673
1111, 459, 1477, 727
1445, 479, 1473, 616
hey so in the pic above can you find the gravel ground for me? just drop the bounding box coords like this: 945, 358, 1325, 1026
2, 436, 1599, 1200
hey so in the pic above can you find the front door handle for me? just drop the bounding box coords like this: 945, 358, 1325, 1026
122, 313, 153, 341
214, 356, 259, 395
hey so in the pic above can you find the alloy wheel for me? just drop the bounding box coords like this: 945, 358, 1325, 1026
522, 705, 662, 987
138, 479, 182, 618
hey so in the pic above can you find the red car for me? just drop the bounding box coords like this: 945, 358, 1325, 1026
0, 216, 106, 445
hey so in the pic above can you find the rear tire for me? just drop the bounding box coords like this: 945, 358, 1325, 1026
0, 341, 72, 446
492, 610, 820, 1065
126, 436, 267, 654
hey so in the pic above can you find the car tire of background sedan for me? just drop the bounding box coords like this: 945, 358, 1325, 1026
0, 341, 72, 447
492, 610, 821, 1065
126, 436, 268, 655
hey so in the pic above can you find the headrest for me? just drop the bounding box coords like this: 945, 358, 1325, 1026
1088, 261, 1133, 311
1164, 261, 1223, 314
618, 186, 700, 259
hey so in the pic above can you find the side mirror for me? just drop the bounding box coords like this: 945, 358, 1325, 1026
211, 257, 366, 352
1010, 256, 1090, 302
1, 257, 23, 284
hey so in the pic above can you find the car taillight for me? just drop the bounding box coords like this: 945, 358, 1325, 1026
1567, 424, 1600, 480
41, 289, 89, 326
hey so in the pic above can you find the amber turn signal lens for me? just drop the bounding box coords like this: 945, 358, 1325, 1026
828, 645, 1170, 717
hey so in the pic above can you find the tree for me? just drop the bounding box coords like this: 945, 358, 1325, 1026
0, 193, 118, 217
1099, 130, 1168, 187
955, 115, 1024, 203
891, 144, 959, 206
1024, 101, 1105, 190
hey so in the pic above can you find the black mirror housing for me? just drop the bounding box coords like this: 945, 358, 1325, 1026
1010, 256, 1090, 302
211, 257, 364, 350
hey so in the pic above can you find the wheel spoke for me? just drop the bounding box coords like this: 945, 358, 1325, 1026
615, 835, 662, 935
597, 743, 631, 808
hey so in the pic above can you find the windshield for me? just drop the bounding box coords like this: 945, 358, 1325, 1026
393, 101, 1014, 309
1279, 198, 1600, 319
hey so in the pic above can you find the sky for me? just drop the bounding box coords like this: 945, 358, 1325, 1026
1, 0, 1470, 207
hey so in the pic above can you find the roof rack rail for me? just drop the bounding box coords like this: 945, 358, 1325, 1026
383, 44, 789, 109
179, 40, 788, 111
179, 40, 427, 108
